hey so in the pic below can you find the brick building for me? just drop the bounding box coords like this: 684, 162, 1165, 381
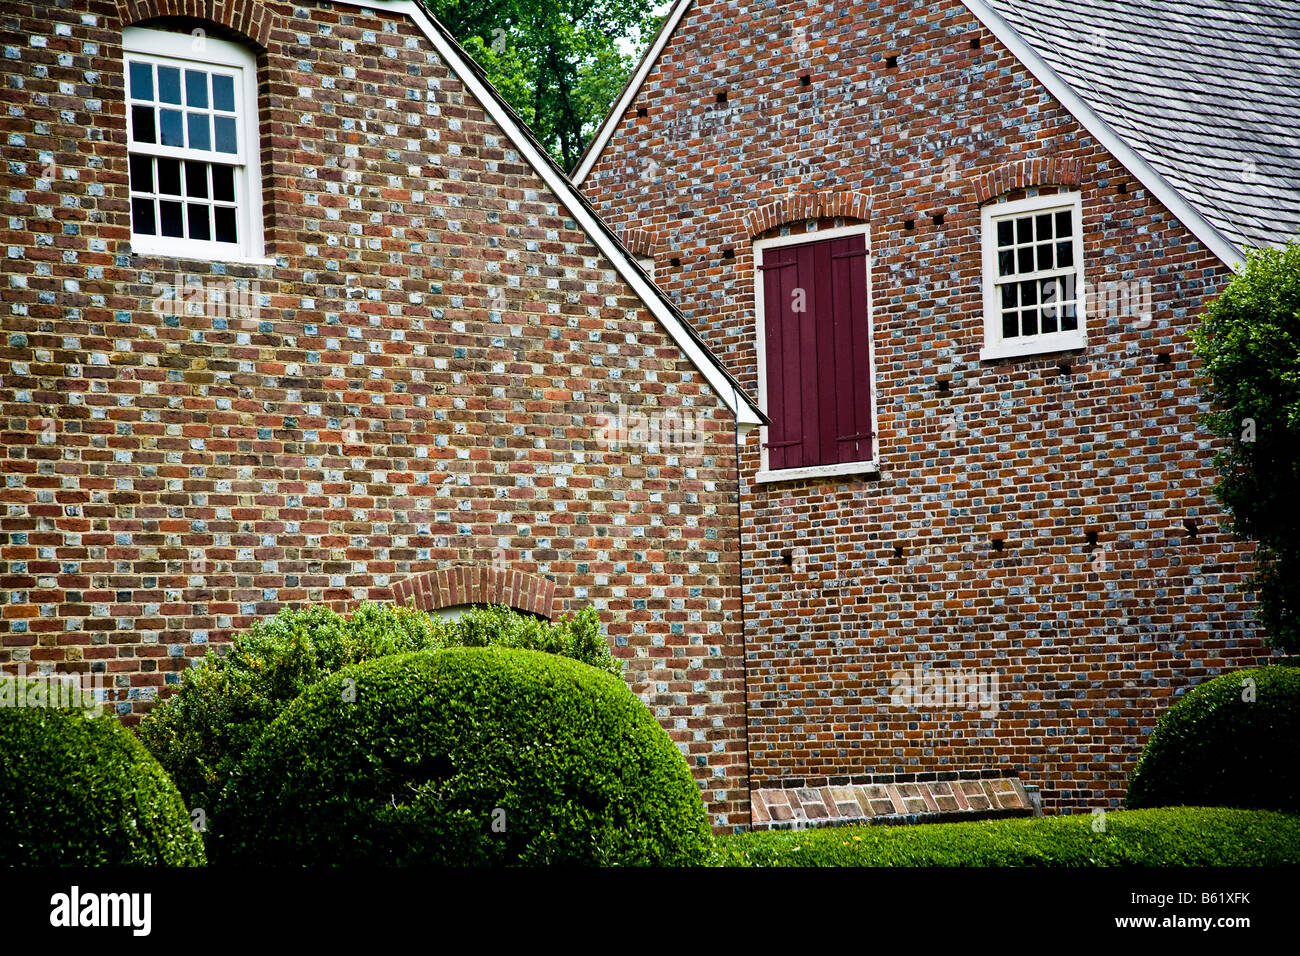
0, 0, 764, 826
577, 0, 1298, 822
2, 0, 1295, 834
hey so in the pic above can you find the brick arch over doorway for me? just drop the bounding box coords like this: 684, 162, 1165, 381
391, 565, 557, 619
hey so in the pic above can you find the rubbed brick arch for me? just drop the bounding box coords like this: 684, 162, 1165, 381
115, 0, 279, 49
391, 565, 557, 620
620, 225, 660, 258
743, 190, 873, 238
973, 157, 1084, 204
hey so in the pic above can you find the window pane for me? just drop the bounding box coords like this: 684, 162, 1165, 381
213, 74, 235, 112
185, 70, 208, 108
1036, 242, 1053, 270
159, 108, 184, 147
1055, 210, 1072, 237
129, 154, 153, 193
156, 157, 181, 195
158, 66, 182, 104
187, 112, 211, 151
159, 200, 184, 238
1000, 284, 1016, 309
1016, 217, 1032, 243
998, 249, 1014, 277
131, 197, 156, 235
214, 206, 237, 244
1061, 304, 1079, 331
188, 203, 211, 241
131, 105, 155, 144
1017, 246, 1034, 273
1021, 308, 1039, 336
129, 61, 153, 101
1020, 280, 1039, 306
184, 161, 208, 198
212, 165, 235, 202
1002, 310, 1019, 338
214, 116, 238, 153
1056, 240, 1073, 268
997, 220, 1013, 247
1035, 213, 1053, 239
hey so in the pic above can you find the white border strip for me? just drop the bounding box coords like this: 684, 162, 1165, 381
570, 0, 693, 186
961, 0, 1243, 269
330, 0, 761, 426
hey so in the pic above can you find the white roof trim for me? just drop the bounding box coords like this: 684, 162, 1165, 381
960, 0, 1244, 269
570, 0, 694, 186
329, 0, 761, 427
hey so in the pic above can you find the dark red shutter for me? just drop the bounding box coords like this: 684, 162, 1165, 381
761, 232, 871, 469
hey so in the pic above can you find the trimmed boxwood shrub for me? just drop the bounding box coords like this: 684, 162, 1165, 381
712, 808, 1300, 867
0, 682, 205, 866
1126, 665, 1300, 813
137, 602, 616, 814
210, 647, 709, 866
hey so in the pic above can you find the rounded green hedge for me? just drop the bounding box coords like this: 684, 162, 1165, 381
0, 682, 205, 866
138, 602, 618, 815
1126, 665, 1300, 813
210, 647, 710, 866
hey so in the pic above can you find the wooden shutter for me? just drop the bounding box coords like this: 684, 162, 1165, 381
761, 231, 872, 469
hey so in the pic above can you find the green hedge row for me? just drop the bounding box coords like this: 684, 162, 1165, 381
712, 807, 1300, 867
210, 647, 710, 866
137, 602, 618, 812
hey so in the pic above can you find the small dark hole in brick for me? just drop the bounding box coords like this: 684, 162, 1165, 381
716, 91, 727, 104
936, 378, 951, 394
893, 545, 904, 559
970, 37, 981, 49
670, 257, 681, 268
636, 106, 648, 118
1057, 360, 1072, 376
1157, 352, 1172, 365
991, 538, 1004, 553
781, 549, 794, 567
885, 55, 898, 68
904, 219, 915, 231
1117, 182, 1128, 194
932, 212, 945, 226
722, 248, 735, 260
1182, 518, 1200, 538
800, 74, 811, 86
1086, 530, 1099, 547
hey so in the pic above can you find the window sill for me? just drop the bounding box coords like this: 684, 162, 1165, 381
130, 246, 275, 267
755, 460, 880, 484
980, 334, 1087, 362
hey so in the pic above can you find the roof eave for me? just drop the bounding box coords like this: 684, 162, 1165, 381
961, 0, 1245, 270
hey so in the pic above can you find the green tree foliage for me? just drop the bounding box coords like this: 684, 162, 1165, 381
428, 0, 660, 169
1193, 238, 1300, 650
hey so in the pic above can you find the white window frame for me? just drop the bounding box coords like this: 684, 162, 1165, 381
980, 191, 1087, 361
752, 224, 880, 484
123, 27, 267, 263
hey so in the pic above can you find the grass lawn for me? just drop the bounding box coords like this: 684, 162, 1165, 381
711, 807, 1300, 866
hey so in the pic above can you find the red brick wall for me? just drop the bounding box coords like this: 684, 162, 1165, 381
582, 0, 1275, 812
0, 0, 750, 826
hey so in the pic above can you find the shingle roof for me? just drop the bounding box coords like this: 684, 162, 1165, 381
981, 0, 1300, 252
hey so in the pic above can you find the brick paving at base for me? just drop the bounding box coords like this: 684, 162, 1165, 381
750, 776, 1032, 829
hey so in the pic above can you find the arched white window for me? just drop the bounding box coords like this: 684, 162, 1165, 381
123, 27, 264, 261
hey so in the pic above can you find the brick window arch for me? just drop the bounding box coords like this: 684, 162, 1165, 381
744, 190, 873, 238
116, 0, 280, 49
972, 158, 1084, 204
390, 565, 557, 620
